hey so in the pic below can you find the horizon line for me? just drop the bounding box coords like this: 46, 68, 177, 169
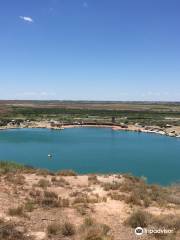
0, 99, 180, 103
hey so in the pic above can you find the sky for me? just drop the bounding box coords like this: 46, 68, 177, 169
0, 0, 180, 101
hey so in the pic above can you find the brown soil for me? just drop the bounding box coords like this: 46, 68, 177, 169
0, 172, 180, 240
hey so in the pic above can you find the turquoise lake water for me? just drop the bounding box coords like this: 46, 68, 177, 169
0, 128, 180, 185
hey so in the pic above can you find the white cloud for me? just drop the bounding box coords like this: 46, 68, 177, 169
17, 91, 57, 99
19, 16, 34, 23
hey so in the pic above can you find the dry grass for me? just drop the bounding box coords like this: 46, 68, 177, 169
125, 210, 180, 239
37, 179, 51, 189
125, 192, 142, 206
51, 176, 70, 187
61, 198, 70, 207
73, 193, 100, 205
120, 176, 170, 207
108, 192, 127, 201
79, 217, 112, 240
75, 203, 92, 216
4, 173, 26, 185
0, 219, 30, 240
88, 174, 100, 185
35, 169, 54, 177
8, 206, 25, 217
44, 190, 58, 199
47, 223, 61, 235
102, 181, 121, 191
41, 191, 60, 208
24, 201, 35, 212
47, 221, 76, 237
57, 170, 77, 176
1, 166, 180, 240
61, 222, 76, 236
125, 209, 152, 228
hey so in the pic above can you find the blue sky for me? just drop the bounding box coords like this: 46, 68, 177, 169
0, 0, 180, 101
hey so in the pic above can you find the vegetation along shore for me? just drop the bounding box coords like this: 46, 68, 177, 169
1, 101, 180, 137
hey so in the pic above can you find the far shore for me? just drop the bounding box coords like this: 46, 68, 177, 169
0, 120, 180, 138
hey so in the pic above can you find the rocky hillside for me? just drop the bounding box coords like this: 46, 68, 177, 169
0, 162, 180, 240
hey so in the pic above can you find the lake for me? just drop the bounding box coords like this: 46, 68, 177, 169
0, 128, 180, 185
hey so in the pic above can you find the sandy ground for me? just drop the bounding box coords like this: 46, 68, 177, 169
1, 121, 180, 138
0, 172, 180, 240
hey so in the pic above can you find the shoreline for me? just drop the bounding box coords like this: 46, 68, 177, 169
0, 121, 180, 138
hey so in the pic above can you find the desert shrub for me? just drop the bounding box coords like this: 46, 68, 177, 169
125, 192, 142, 206
29, 189, 41, 198
149, 185, 165, 200
147, 185, 168, 207
51, 177, 69, 187
115, 174, 122, 179
74, 196, 87, 204
143, 196, 151, 208
102, 196, 107, 202
61, 222, 76, 236
121, 177, 147, 193
125, 210, 152, 228
84, 217, 94, 227
152, 214, 180, 232
166, 195, 180, 205
70, 191, 85, 197
41, 190, 59, 207
73, 194, 99, 204
6, 174, 26, 185
80, 221, 111, 240
15, 175, 26, 185
29, 189, 42, 204
73, 193, 88, 204
82, 187, 93, 193
166, 182, 180, 204
0, 219, 30, 240
47, 223, 60, 235
0, 161, 24, 174
3, 173, 25, 185
102, 182, 121, 191
123, 173, 142, 183
51, 176, 57, 182
120, 177, 168, 208
24, 201, 34, 212
145, 214, 180, 239
36, 169, 53, 177
61, 198, 70, 207
8, 206, 25, 217
37, 179, 50, 188
57, 170, 77, 176
120, 179, 134, 192
47, 221, 75, 236
88, 175, 99, 185
44, 191, 58, 199
109, 192, 126, 201
41, 198, 60, 208
75, 203, 90, 216
4, 173, 15, 182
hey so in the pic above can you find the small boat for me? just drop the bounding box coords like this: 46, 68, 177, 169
48, 154, 52, 158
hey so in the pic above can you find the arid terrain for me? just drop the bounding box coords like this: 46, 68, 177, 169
0, 163, 180, 240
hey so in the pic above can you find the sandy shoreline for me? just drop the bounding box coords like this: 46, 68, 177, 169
0, 121, 180, 138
